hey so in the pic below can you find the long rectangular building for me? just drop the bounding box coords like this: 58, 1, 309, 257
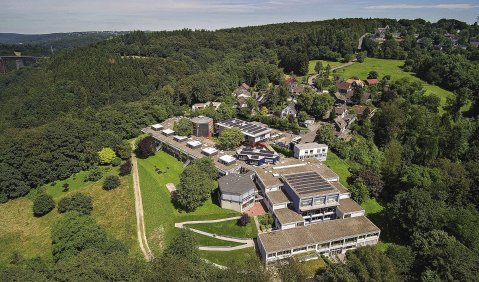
216, 118, 271, 144
257, 216, 380, 263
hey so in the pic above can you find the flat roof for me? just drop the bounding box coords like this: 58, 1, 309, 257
219, 155, 236, 163
187, 140, 202, 147
330, 181, 349, 195
338, 198, 364, 214
191, 116, 213, 124
258, 216, 380, 253
282, 171, 335, 197
151, 123, 163, 129
274, 208, 304, 224
174, 135, 188, 141
217, 118, 271, 137
162, 128, 175, 134
218, 173, 255, 195
202, 147, 218, 155
253, 159, 339, 189
295, 142, 328, 150
237, 147, 279, 161
266, 190, 292, 205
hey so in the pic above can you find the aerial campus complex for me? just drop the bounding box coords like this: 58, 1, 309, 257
143, 116, 379, 263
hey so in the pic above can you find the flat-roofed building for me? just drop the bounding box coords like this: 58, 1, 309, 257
337, 198, 365, 219
216, 118, 271, 145
257, 216, 380, 262
151, 124, 163, 131
202, 147, 218, 156
218, 172, 256, 212
187, 140, 202, 149
191, 116, 214, 137
173, 135, 187, 142
236, 147, 280, 166
219, 155, 236, 166
294, 143, 328, 161
274, 208, 305, 230
162, 128, 175, 136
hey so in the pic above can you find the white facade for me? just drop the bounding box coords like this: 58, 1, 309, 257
293, 143, 328, 161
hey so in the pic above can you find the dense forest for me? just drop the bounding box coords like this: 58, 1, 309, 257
1, 18, 479, 281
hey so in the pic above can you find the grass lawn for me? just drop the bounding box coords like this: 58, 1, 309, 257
0, 172, 138, 265
323, 151, 351, 187
137, 151, 240, 255
302, 258, 327, 278
308, 60, 343, 74
199, 247, 258, 267
333, 58, 455, 112
187, 218, 258, 239
361, 198, 384, 215
191, 232, 244, 247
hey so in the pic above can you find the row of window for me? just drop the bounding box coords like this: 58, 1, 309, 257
300, 194, 339, 207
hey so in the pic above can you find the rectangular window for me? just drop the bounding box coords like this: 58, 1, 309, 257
327, 194, 339, 203
314, 196, 326, 205
301, 198, 313, 206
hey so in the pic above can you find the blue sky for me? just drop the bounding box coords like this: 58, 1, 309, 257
1, 0, 478, 34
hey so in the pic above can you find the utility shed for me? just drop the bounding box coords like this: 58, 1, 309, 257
218, 172, 256, 212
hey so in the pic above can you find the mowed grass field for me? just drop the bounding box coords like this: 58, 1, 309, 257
199, 247, 258, 267
334, 58, 454, 111
0, 170, 139, 265
308, 60, 343, 74
137, 151, 244, 256
187, 218, 258, 238
324, 151, 351, 188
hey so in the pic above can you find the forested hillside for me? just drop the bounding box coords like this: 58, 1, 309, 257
1, 18, 479, 281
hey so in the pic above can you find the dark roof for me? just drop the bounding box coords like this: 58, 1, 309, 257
335, 105, 347, 115
334, 117, 347, 129
218, 173, 255, 195
282, 171, 335, 197
351, 105, 366, 115
238, 147, 279, 159
336, 81, 352, 90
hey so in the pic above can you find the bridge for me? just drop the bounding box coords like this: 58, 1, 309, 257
0, 55, 43, 74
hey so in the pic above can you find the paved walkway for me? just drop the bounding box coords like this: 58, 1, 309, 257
175, 217, 255, 251
131, 143, 154, 261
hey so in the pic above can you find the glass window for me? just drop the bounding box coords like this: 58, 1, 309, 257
314, 196, 326, 205
301, 198, 313, 206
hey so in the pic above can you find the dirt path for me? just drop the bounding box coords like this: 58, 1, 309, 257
175, 217, 255, 251
308, 61, 356, 85
131, 143, 154, 261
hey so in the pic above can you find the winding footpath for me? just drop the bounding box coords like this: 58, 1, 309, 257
175, 217, 255, 251
307, 61, 356, 86
131, 143, 154, 261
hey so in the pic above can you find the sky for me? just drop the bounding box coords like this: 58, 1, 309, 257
1, 0, 478, 34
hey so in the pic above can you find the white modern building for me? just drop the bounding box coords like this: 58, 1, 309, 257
293, 143, 328, 161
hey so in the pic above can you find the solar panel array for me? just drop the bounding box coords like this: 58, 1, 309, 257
283, 172, 334, 195
220, 118, 270, 135
240, 147, 277, 158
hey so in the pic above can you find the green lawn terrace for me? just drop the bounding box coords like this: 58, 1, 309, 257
333, 58, 456, 112
137, 150, 258, 263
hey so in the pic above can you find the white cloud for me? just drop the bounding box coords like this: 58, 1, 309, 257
366, 3, 479, 10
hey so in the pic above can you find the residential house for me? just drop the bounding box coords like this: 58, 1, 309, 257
334, 116, 347, 133
334, 104, 348, 118
191, 101, 222, 111
364, 79, 379, 86
281, 102, 297, 118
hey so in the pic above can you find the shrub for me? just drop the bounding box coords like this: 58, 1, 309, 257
33, 193, 55, 217
103, 175, 120, 190
119, 160, 132, 176
136, 136, 157, 158
0, 192, 8, 203
62, 183, 70, 192
238, 213, 250, 226
111, 157, 122, 167
58, 192, 93, 215
97, 147, 117, 165
86, 167, 103, 182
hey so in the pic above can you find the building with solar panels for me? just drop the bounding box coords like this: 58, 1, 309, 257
236, 147, 280, 166
216, 118, 271, 145
253, 159, 380, 263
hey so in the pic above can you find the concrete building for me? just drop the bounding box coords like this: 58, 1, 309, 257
293, 143, 328, 161
253, 159, 379, 262
191, 116, 214, 137
218, 172, 256, 212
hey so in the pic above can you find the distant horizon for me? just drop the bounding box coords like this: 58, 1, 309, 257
1, 0, 478, 34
